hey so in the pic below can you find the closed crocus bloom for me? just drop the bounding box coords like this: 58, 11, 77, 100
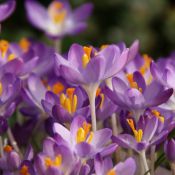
164, 139, 175, 162
0, 0, 16, 23
25, 0, 93, 38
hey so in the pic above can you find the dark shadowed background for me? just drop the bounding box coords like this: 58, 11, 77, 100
1, 0, 175, 58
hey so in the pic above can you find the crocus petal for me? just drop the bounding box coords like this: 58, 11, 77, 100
133, 71, 146, 92
53, 123, 71, 144
25, 0, 49, 31
127, 40, 139, 62
73, 3, 93, 21
0, 0, 16, 22
75, 142, 93, 158
91, 128, 112, 148
115, 157, 136, 175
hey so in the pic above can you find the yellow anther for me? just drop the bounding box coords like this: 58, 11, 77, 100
19, 38, 30, 52
53, 155, 62, 167
52, 82, 64, 94
7, 53, 16, 62
0, 82, 3, 95
3, 145, 13, 153
107, 169, 116, 175
45, 157, 52, 167
151, 110, 164, 123
127, 119, 143, 142
66, 88, 75, 101
87, 132, 94, 144
99, 94, 105, 109
134, 129, 143, 142
20, 165, 30, 175
60, 88, 78, 114
72, 95, 77, 113
60, 93, 66, 105
83, 122, 91, 136
76, 122, 93, 143
126, 73, 142, 92
45, 155, 62, 168
0, 40, 9, 58
76, 127, 85, 143
126, 73, 133, 84
82, 46, 92, 68
64, 98, 71, 114
139, 54, 152, 75
96, 88, 101, 97
53, 11, 66, 23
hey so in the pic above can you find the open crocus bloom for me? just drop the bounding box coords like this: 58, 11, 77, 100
25, 0, 93, 38
55, 43, 130, 85
95, 155, 136, 175
0, 0, 16, 23
105, 71, 173, 120
112, 114, 169, 153
53, 116, 117, 159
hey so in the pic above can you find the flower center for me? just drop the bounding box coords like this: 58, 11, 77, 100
126, 73, 142, 93
0, 40, 9, 58
139, 54, 152, 75
20, 165, 30, 175
151, 110, 164, 123
76, 121, 94, 143
48, 1, 67, 24
82, 46, 92, 68
45, 154, 62, 168
3, 145, 13, 153
47, 82, 65, 94
127, 119, 143, 142
60, 88, 77, 114
107, 169, 116, 175
19, 38, 31, 52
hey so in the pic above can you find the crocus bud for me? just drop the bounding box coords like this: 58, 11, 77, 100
164, 139, 175, 162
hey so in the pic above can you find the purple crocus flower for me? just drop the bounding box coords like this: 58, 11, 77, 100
55, 43, 130, 131
151, 57, 175, 111
55, 43, 130, 86
105, 71, 173, 120
53, 116, 117, 159
112, 114, 169, 153
0, 0, 16, 23
10, 39, 55, 77
42, 86, 89, 123
0, 145, 21, 173
94, 155, 136, 175
25, 0, 93, 38
0, 73, 21, 118
34, 137, 79, 175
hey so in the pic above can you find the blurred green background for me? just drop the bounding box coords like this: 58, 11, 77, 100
1, 0, 175, 58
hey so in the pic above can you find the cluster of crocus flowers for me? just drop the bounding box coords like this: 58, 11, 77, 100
1, 0, 175, 175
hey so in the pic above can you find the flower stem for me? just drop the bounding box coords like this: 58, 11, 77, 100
150, 145, 156, 175
83, 84, 99, 132
106, 78, 118, 136
7, 128, 22, 157
54, 39, 61, 53
140, 151, 151, 175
